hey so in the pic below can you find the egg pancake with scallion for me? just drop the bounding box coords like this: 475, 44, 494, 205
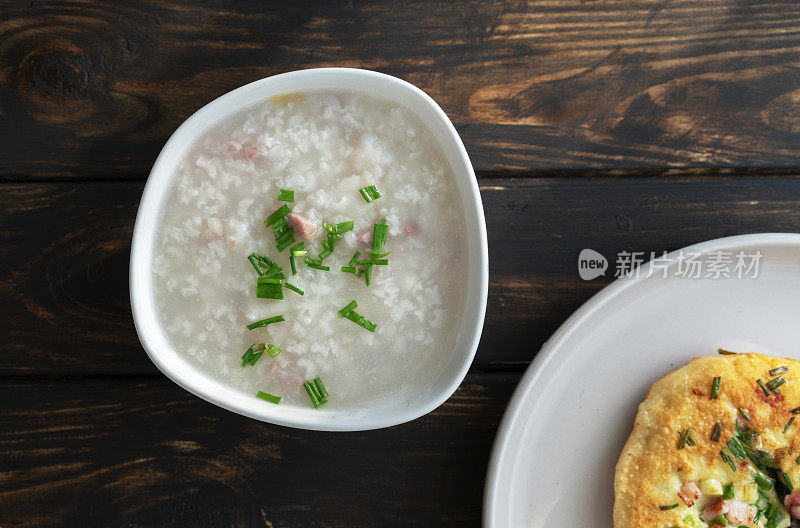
614, 353, 800, 528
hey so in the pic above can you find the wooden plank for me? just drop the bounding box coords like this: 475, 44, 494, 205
0, 372, 518, 527
5, 1, 800, 178
3, 177, 800, 374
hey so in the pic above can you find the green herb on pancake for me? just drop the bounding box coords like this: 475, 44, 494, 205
767, 377, 787, 393
718, 348, 737, 355
678, 428, 695, 449
738, 407, 751, 421
770, 366, 789, 376
659, 504, 679, 510
720, 450, 737, 471
710, 376, 721, 399
711, 422, 723, 442
757, 379, 771, 397
784, 417, 795, 434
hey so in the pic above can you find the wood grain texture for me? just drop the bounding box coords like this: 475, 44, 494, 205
5, 0, 800, 178
0, 372, 518, 528
3, 176, 800, 375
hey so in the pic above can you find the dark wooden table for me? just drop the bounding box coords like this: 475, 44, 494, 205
3, 1, 800, 526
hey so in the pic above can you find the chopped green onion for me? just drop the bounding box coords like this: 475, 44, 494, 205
718, 348, 737, 355
767, 377, 787, 392
710, 376, 721, 399
322, 221, 335, 234
303, 379, 327, 408
720, 450, 737, 472
338, 299, 377, 332
284, 283, 304, 296
354, 259, 389, 266
305, 257, 323, 266
335, 221, 354, 234
771, 366, 789, 376
276, 233, 296, 252
278, 189, 294, 202
660, 504, 679, 510
248, 253, 267, 275
364, 263, 373, 286
795, 454, 800, 465
371, 219, 388, 257
682, 515, 696, 527
307, 263, 330, 271
256, 391, 281, 404
757, 379, 771, 397
738, 407, 751, 421
710, 515, 728, 526
755, 471, 774, 490
678, 429, 692, 450
291, 249, 308, 258
319, 248, 333, 260
289, 255, 297, 275
711, 422, 723, 442
338, 300, 358, 317
304, 381, 322, 408
727, 437, 747, 459
340, 266, 359, 274
266, 344, 281, 358
241, 343, 266, 366
791, 406, 800, 415
359, 185, 381, 203
785, 417, 795, 434
313, 377, 328, 399
766, 508, 784, 528
722, 483, 734, 499
264, 204, 292, 228
246, 315, 285, 330
783, 472, 795, 491
256, 277, 284, 299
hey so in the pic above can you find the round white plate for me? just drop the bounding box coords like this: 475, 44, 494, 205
484, 233, 800, 528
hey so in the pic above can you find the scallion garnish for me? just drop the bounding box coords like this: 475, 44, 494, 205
720, 450, 737, 472
264, 204, 292, 228
340, 266, 359, 274
371, 219, 388, 258
783, 472, 795, 491
241, 344, 266, 366
718, 348, 737, 355
256, 391, 281, 404
291, 248, 308, 258
795, 454, 800, 465
771, 366, 789, 376
335, 221, 354, 234
784, 417, 795, 434
727, 436, 747, 459
247, 253, 269, 275
711, 422, 723, 442
722, 483, 734, 499
364, 263, 374, 286
738, 407, 751, 421
303, 378, 328, 408
755, 471, 774, 490
660, 504, 679, 510
307, 262, 331, 271
266, 344, 281, 358
246, 315, 285, 330
757, 379, 771, 397
354, 259, 389, 266
313, 377, 328, 399
359, 185, 381, 203
278, 189, 294, 202
349, 251, 360, 266
338, 299, 377, 332
319, 248, 333, 260
710, 515, 727, 526
767, 377, 787, 392
792, 406, 800, 415
256, 277, 284, 299
678, 428, 693, 449
710, 376, 721, 399
284, 283, 304, 296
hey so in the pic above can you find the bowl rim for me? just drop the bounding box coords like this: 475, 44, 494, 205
129, 67, 489, 431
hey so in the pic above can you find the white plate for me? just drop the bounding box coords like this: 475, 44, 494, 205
484, 233, 800, 527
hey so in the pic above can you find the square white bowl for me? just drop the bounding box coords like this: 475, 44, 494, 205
130, 68, 488, 431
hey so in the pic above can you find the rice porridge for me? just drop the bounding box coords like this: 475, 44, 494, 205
152, 91, 467, 408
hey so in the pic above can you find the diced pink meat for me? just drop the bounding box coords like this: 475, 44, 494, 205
224, 140, 242, 155
700, 498, 727, 521
786, 491, 800, 518
405, 223, 419, 235
357, 230, 372, 245
244, 144, 259, 159
725, 500, 756, 524
287, 213, 317, 240
679, 481, 703, 508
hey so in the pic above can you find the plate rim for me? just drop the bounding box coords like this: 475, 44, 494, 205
483, 232, 800, 527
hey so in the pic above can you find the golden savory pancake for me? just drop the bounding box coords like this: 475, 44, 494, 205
614, 353, 800, 528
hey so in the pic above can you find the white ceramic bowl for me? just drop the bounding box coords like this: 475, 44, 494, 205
130, 68, 488, 431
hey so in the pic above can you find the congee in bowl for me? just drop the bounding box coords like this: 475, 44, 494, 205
151, 91, 468, 410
